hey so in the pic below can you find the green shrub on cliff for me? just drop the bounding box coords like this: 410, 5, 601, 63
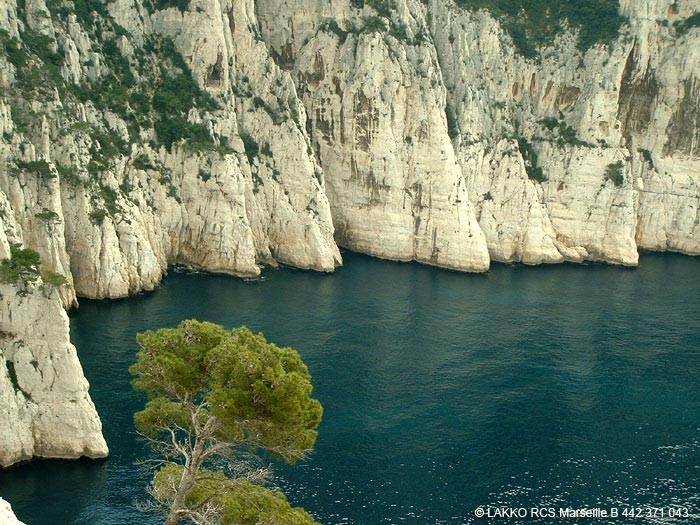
517, 137, 546, 182
0, 244, 69, 288
152, 0, 191, 12
0, 245, 42, 286
454, 0, 626, 58
41, 269, 69, 287
673, 12, 700, 37
605, 161, 624, 186
12, 159, 55, 180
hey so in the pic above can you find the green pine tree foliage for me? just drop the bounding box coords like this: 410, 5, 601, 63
130, 320, 322, 525
153, 465, 318, 525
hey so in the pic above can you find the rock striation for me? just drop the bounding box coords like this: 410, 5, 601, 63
0, 0, 699, 465
256, 0, 699, 267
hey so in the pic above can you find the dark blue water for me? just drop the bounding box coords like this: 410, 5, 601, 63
1, 252, 699, 524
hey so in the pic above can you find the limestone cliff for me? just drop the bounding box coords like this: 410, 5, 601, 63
1, 0, 341, 464
0, 283, 107, 467
0, 0, 699, 465
2, 0, 699, 288
256, 0, 699, 267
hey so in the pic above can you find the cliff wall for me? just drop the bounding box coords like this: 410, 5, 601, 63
256, 0, 700, 266
0, 283, 107, 467
0, 0, 698, 465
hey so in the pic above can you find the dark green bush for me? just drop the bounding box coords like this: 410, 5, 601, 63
366, 0, 395, 18
361, 16, 388, 33
56, 163, 83, 186
153, 0, 191, 12
216, 136, 236, 156
240, 132, 259, 165
89, 209, 108, 226
133, 154, 156, 171
518, 137, 546, 182
21, 30, 62, 67
35, 208, 60, 222
14, 159, 54, 179
539, 117, 559, 131
72, 0, 107, 26
605, 161, 624, 186
319, 20, 350, 44
454, 0, 626, 58
0, 244, 41, 286
639, 148, 655, 169
445, 105, 460, 140
1, 31, 29, 69
100, 185, 120, 215
150, 55, 218, 150
41, 269, 68, 287
538, 117, 591, 147
673, 12, 700, 37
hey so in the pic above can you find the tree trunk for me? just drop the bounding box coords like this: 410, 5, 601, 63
163, 440, 204, 525
164, 464, 196, 525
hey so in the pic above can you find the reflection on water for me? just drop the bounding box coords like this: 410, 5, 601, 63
1, 252, 699, 524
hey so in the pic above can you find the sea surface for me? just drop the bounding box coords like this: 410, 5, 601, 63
1, 252, 699, 524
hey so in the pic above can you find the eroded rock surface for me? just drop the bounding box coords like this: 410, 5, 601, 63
0, 0, 699, 465
0, 284, 107, 467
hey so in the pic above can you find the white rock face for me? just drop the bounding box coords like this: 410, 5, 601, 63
0, 0, 699, 467
0, 0, 342, 465
428, 0, 639, 265
224, 0, 342, 271
0, 497, 27, 525
1, 0, 697, 287
299, 28, 490, 270
432, 0, 699, 265
256, 0, 490, 271
0, 284, 107, 467
256, 0, 699, 268
1, 0, 342, 303
617, 0, 700, 254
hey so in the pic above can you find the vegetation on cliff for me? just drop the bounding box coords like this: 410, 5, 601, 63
0, 244, 68, 288
0, 1, 226, 223
452, 0, 626, 57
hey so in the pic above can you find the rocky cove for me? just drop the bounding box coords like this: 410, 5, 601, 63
0, 0, 699, 506
3, 252, 700, 524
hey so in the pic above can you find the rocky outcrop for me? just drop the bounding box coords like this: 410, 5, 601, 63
253, 0, 699, 268
618, 0, 700, 255
257, 0, 491, 270
0, 0, 342, 465
0, 283, 107, 467
0, 497, 27, 525
425, 0, 637, 266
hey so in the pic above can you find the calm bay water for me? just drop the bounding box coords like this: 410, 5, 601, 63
1, 252, 699, 524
